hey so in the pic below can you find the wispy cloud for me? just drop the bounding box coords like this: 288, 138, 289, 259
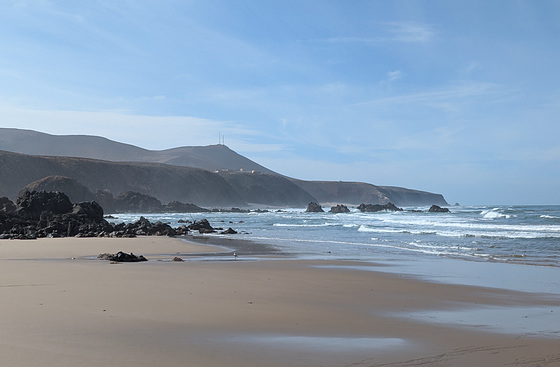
387, 70, 403, 81
304, 21, 435, 45
354, 81, 507, 107
383, 21, 436, 43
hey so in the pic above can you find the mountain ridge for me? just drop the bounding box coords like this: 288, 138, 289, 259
0, 128, 448, 207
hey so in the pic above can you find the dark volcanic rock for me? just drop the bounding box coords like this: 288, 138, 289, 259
72, 201, 105, 222
305, 202, 324, 213
113, 191, 163, 213
16, 191, 74, 220
0, 191, 113, 239
163, 201, 209, 213
357, 202, 403, 212
0, 191, 235, 239
428, 205, 450, 213
221, 227, 238, 234
110, 216, 180, 237
188, 218, 215, 233
0, 197, 16, 213
97, 251, 148, 262
329, 204, 350, 213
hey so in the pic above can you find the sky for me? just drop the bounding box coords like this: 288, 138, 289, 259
1, 0, 559, 205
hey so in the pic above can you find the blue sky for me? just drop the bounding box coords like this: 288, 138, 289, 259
1, 1, 559, 205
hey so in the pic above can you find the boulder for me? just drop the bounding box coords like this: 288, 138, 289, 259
221, 227, 238, 234
72, 201, 105, 222
428, 205, 450, 213
188, 218, 215, 233
305, 202, 324, 213
357, 203, 403, 212
15, 191, 74, 220
97, 251, 148, 262
329, 204, 350, 213
113, 192, 163, 213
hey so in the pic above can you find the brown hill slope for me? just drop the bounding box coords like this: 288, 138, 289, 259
20, 175, 96, 203
291, 180, 447, 207
0, 128, 449, 206
0, 128, 275, 174
219, 172, 316, 206
0, 150, 317, 207
0, 150, 244, 206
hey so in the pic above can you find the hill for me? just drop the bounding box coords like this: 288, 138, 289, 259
0, 128, 275, 174
0, 128, 448, 206
291, 180, 447, 207
0, 150, 316, 207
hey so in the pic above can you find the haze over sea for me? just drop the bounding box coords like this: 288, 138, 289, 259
113, 204, 560, 295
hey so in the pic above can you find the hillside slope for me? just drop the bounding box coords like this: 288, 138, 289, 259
0, 150, 318, 207
0, 128, 449, 206
0, 150, 243, 206
0, 128, 276, 174
291, 180, 447, 207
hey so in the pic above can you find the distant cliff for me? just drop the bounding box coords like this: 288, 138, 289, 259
0, 150, 244, 206
291, 180, 448, 207
0, 150, 317, 207
0, 128, 449, 207
219, 171, 317, 206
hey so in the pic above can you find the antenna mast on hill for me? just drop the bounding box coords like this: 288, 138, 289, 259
219, 132, 225, 146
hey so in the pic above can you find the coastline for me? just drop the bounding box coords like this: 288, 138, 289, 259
1, 236, 559, 366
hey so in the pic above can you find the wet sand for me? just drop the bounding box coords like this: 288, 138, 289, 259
1, 236, 559, 366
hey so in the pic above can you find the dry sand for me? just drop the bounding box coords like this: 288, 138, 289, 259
1, 236, 559, 367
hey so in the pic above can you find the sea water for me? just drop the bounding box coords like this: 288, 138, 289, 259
111, 205, 560, 269
111, 205, 560, 335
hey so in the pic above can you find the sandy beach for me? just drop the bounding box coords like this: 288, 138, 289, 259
1, 236, 559, 367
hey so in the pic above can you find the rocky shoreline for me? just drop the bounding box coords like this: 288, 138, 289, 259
0, 191, 236, 240
1, 190, 452, 240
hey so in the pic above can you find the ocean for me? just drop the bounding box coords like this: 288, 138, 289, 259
112, 205, 560, 335
111, 205, 560, 269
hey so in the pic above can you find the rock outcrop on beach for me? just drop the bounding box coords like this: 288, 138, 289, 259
0, 191, 112, 239
0, 128, 450, 207
329, 204, 350, 213
97, 251, 148, 262
428, 204, 450, 213
305, 202, 324, 213
113, 191, 164, 213
357, 203, 403, 212
187, 218, 215, 234
0, 190, 243, 239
